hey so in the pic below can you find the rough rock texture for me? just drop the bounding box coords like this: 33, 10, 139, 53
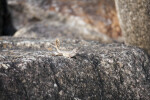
0, 0, 16, 36
115, 0, 150, 55
0, 37, 150, 99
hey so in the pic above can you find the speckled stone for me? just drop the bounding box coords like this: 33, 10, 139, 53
115, 0, 150, 55
0, 37, 150, 99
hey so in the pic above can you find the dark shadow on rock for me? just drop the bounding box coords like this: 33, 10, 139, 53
0, 0, 16, 36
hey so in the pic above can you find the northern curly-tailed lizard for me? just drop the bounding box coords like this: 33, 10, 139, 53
49, 39, 78, 58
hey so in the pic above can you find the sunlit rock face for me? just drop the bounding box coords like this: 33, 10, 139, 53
115, 0, 150, 55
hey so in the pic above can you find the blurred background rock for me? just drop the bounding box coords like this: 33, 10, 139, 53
7, 0, 121, 40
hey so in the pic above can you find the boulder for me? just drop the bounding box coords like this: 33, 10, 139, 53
0, 37, 150, 99
115, 0, 150, 55
8, 0, 121, 38
8, 1, 113, 43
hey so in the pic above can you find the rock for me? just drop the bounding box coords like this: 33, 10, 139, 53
8, 1, 113, 43
8, 0, 121, 40
115, 0, 150, 55
13, 17, 113, 43
8, 1, 50, 29
9, 0, 120, 43
0, 37, 150, 99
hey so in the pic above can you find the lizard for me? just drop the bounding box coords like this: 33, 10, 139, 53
49, 39, 79, 58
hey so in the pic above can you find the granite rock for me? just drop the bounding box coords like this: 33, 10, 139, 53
115, 0, 150, 55
0, 37, 150, 99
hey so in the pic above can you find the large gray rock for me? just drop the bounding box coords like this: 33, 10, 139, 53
115, 0, 150, 55
0, 37, 150, 99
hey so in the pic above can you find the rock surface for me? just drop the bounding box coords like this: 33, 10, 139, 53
0, 37, 150, 99
13, 17, 113, 43
115, 0, 150, 55
8, 0, 121, 39
8, 1, 113, 43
